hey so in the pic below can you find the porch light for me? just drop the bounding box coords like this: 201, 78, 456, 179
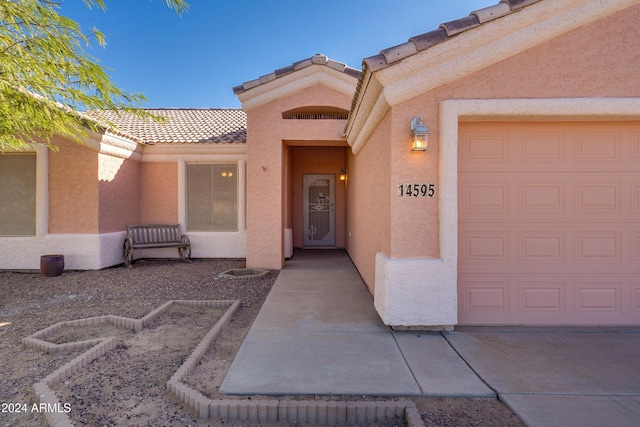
339, 168, 347, 181
410, 116, 429, 151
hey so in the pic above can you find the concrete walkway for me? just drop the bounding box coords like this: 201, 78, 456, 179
221, 250, 640, 426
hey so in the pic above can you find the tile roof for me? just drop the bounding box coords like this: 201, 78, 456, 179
233, 54, 361, 95
93, 108, 247, 144
363, 0, 543, 72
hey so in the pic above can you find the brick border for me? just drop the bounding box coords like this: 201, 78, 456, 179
23, 300, 426, 426
23, 300, 240, 427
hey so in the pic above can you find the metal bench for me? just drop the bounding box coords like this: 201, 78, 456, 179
123, 224, 191, 267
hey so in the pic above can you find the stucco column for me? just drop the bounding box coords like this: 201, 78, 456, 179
246, 136, 284, 270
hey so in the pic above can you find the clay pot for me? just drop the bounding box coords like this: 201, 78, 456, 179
40, 254, 64, 277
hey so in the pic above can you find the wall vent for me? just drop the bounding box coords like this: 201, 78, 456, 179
282, 106, 349, 120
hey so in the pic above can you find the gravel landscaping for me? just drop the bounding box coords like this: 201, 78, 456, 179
0, 258, 524, 426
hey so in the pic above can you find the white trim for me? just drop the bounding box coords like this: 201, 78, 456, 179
238, 66, 358, 112
374, 97, 640, 328
238, 160, 247, 231
140, 143, 246, 162
81, 131, 142, 161
178, 160, 186, 229
350, 90, 390, 155
36, 146, 49, 236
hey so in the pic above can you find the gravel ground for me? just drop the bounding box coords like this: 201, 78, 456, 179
0, 258, 524, 426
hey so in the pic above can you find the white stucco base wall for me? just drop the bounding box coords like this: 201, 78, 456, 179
0, 231, 247, 271
0, 232, 126, 270
127, 231, 246, 261
374, 252, 457, 330
185, 231, 246, 259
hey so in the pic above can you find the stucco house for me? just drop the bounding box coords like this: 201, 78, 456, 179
1, 0, 639, 329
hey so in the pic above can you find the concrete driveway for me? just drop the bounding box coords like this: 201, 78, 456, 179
445, 327, 640, 427
221, 250, 640, 426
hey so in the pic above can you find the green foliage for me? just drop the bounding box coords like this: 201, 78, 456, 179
0, 0, 189, 152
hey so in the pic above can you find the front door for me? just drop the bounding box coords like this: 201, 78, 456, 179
303, 174, 336, 246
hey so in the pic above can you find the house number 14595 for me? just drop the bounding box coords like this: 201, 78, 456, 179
398, 183, 435, 198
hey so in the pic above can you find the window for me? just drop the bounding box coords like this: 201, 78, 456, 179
186, 164, 238, 231
0, 154, 36, 236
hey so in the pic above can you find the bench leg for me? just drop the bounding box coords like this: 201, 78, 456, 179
179, 235, 191, 262
123, 239, 134, 268
178, 246, 191, 263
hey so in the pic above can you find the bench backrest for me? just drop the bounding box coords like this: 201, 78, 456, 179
126, 224, 182, 244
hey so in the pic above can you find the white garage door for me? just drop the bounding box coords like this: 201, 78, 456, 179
458, 122, 640, 325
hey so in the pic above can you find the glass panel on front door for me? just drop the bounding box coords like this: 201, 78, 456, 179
303, 174, 336, 246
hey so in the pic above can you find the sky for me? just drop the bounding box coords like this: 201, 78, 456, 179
60, 0, 498, 109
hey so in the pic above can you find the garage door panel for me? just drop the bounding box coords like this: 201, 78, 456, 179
633, 284, 640, 314
459, 122, 640, 326
633, 185, 640, 211
574, 132, 621, 162
460, 223, 636, 274
520, 282, 566, 313
460, 174, 637, 221
461, 279, 511, 315
519, 182, 564, 212
518, 133, 564, 162
575, 282, 622, 313
459, 181, 509, 213
574, 232, 623, 265
460, 230, 510, 265
459, 274, 640, 325
460, 123, 640, 173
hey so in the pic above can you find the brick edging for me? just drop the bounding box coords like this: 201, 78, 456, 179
23, 299, 425, 426
23, 300, 240, 427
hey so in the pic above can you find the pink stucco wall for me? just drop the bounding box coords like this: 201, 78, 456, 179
48, 136, 99, 234
48, 137, 141, 234
387, 5, 640, 259
346, 114, 392, 291
291, 146, 347, 248
139, 163, 178, 224
345, 5, 640, 292
98, 153, 140, 233
246, 84, 353, 269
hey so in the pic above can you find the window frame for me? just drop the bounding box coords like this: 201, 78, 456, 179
0, 153, 38, 237
185, 162, 239, 232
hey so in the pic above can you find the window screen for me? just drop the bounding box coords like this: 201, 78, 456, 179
186, 164, 238, 231
0, 154, 36, 236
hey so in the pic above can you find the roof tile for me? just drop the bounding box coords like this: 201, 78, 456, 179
380, 41, 418, 65
274, 65, 295, 77
361, 0, 544, 73
259, 73, 277, 84
92, 109, 247, 144
234, 54, 360, 95
362, 54, 389, 72
409, 27, 449, 52
501, 0, 541, 10
439, 15, 480, 36
472, 3, 511, 23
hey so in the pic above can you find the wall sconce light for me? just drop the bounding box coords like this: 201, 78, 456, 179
339, 168, 347, 181
410, 116, 429, 151
221, 171, 234, 178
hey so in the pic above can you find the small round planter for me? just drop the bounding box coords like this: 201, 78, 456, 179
219, 268, 269, 280
40, 254, 65, 277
